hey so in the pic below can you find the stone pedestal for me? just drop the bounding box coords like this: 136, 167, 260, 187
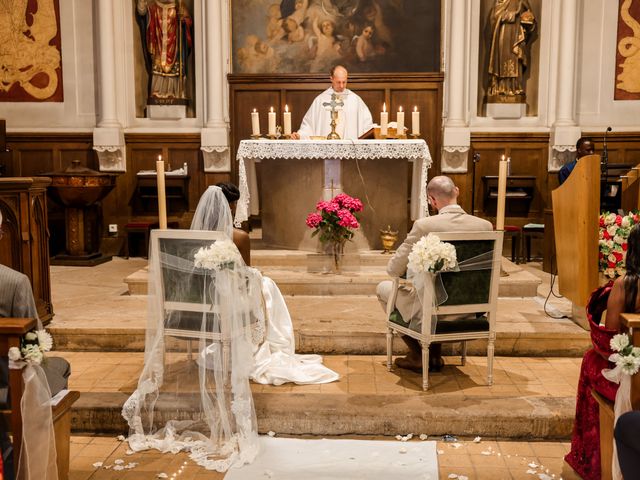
147, 105, 187, 120
487, 103, 526, 119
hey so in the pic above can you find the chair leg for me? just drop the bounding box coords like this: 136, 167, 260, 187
187, 339, 193, 361
421, 341, 430, 391
487, 337, 495, 386
386, 329, 394, 371
461, 341, 467, 366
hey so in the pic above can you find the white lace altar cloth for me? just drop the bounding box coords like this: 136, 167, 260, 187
234, 139, 433, 227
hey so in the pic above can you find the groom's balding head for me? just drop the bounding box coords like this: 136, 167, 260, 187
427, 176, 459, 209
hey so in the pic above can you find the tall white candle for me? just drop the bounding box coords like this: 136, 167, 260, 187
381, 102, 388, 137
397, 106, 405, 137
283, 104, 292, 136
412, 106, 420, 135
268, 107, 276, 136
251, 108, 260, 136
496, 155, 508, 231
156, 155, 168, 230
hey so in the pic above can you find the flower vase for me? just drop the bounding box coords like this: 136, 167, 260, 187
323, 240, 345, 274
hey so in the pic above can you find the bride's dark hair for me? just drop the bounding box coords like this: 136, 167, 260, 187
624, 224, 640, 312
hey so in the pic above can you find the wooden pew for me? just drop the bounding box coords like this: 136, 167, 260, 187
592, 312, 640, 480
0, 319, 79, 480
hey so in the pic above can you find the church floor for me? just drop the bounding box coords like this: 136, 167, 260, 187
46, 255, 590, 478
68, 435, 582, 479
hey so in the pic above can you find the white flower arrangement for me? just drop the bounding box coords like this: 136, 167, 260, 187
609, 333, 640, 376
408, 233, 458, 274
8, 329, 53, 366
193, 239, 242, 271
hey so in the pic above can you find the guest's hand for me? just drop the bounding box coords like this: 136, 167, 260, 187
291, 132, 300, 140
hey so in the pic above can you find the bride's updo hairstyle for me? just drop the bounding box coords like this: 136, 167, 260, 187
624, 224, 640, 312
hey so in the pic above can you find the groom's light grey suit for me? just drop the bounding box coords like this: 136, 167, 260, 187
377, 204, 493, 327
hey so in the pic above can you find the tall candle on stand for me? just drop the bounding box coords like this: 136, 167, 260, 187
412, 106, 420, 136
156, 154, 168, 229
496, 154, 508, 231
268, 107, 276, 137
381, 103, 388, 137
251, 108, 260, 137
283, 104, 292, 136
397, 106, 405, 137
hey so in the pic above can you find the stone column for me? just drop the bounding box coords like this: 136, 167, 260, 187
93, 0, 126, 172
442, 0, 470, 173
550, 0, 581, 172
201, 0, 231, 172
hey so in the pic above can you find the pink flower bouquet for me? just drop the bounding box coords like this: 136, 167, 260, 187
306, 193, 364, 270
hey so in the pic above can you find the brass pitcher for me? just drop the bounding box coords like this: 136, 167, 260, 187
380, 225, 398, 254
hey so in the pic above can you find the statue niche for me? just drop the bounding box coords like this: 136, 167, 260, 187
135, 0, 194, 119
480, 0, 539, 118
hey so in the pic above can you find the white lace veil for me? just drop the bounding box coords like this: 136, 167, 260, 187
122, 228, 264, 471
190, 186, 234, 239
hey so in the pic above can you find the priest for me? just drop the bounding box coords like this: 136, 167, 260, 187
292, 65, 374, 140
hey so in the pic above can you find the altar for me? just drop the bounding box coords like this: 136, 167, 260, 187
234, 140, 432, 251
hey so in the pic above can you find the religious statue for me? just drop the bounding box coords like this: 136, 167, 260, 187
136, 0, 193, 105
487, 0, 536, 103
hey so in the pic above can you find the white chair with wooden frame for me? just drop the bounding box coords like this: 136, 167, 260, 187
386, 230, 503, 391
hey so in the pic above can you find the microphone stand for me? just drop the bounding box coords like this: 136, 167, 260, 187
471, 152, 480, 215
601, 127, 611, 176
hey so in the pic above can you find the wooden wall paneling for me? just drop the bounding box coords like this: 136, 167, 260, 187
469, 133, 549, 224
16, 150, 55, 176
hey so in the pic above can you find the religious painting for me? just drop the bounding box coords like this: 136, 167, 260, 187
231, 0, 441, 74
0, 0, 64, 102
615, 0, 640, 100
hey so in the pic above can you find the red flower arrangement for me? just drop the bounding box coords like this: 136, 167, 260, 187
599, 211, 640, 278
306, 193, 364, 270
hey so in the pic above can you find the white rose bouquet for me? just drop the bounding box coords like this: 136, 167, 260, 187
194, 239, 243, 271
408, 233, 458, 274
8, 329, 54, 366
607, 333, 640, 376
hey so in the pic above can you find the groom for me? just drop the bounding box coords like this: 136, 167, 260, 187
376, 176, 492, 372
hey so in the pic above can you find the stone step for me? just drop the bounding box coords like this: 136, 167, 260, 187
72, 391, 575, 440
50, 296, 589, 356
124, 256, 541, 297
66, 353, 577, 440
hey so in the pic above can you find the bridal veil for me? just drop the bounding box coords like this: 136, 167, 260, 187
122, 196, 264, 470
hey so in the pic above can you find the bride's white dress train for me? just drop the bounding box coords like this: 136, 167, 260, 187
251, 274, 339, 385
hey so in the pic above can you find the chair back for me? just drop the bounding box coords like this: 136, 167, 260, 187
150, 229, 243, 341
427, 230, 503, 322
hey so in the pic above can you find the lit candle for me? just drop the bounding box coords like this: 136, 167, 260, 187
268, 107, 276, 136
412, 106, 420, 136
251, 108, 260, 137
496, 154, 508, 231
283, 104, 292, 136
381, 102, 388, 137
156, 155, 167, 229
397, 106, 405, 137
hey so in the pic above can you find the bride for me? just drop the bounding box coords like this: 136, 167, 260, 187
191, 184, 339, 386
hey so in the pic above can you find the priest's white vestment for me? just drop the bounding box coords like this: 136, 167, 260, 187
297, 88, 374, 140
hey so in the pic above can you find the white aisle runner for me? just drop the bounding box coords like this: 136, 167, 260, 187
225, 437, 439, 480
